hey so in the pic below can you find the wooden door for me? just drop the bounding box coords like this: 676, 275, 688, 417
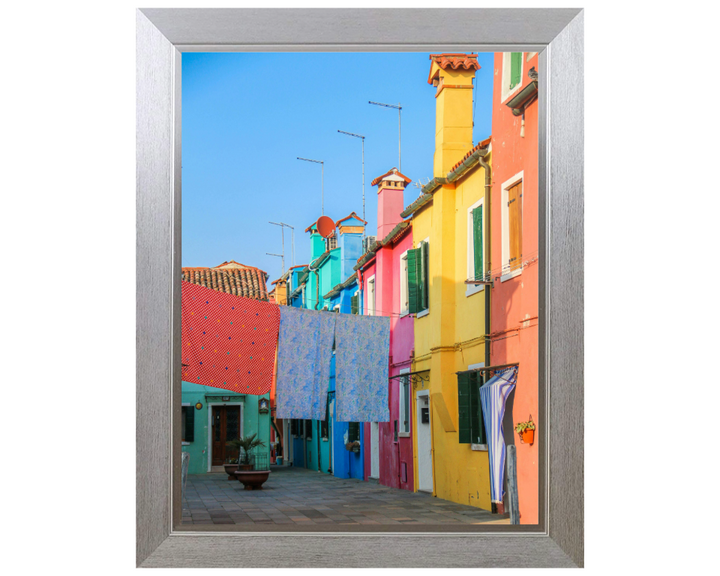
211, 406, 241, 466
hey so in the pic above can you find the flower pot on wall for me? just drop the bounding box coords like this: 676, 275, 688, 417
521, 429, 535, 445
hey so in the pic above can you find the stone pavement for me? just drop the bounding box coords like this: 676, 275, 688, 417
181, 465, 508, 530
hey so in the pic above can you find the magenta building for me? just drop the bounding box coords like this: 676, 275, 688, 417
355, 168, 415, 491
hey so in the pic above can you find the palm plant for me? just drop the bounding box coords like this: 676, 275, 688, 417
226, 434, 265, 466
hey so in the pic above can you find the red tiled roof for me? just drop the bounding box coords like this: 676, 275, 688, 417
182, 262, 269, 301
336, 211, 367, 226
370, 168, 412, 187
428, 53, 481, 83
449, 137, 492, 174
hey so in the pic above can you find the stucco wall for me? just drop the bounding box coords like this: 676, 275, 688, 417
489, 51, 540, 524
410, 161, 493, 511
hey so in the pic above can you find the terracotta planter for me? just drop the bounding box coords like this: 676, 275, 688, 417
223, 464, 239, 480
521, 429, 535, 445
234, 469, 271, 490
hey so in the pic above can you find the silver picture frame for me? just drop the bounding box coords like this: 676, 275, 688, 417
137, 8, 583, 568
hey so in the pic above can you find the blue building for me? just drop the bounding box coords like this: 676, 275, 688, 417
284, 212, 367, 480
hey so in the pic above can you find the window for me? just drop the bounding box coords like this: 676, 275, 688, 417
333, 304, 340, 313
367, 275, 376, 316
320, 416, 329, 439
457, 370, 487, 445
181, 405, 194, 442
348, 421, 360, 443
467, 198, 485, 296
351, 291, 359, 315
399, 372, 410, 435
407, 239, 429, 315
305, 419, 312, 439
400, 250, 409, 314
290, 419, 298, 436
501, 174, 524, 279
502, 52, 524, 102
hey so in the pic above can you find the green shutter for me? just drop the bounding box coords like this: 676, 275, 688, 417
468, 372, 482, 444
184, 406, 194, 442
458, 372, 472, 443
472, 205, 483, 280
407, 248, 421, 314
348, 421, 360, 442
421, 241, 429, 311
475, 373, 487, 444
351, 294, 358, 315
510, 52, 522, 89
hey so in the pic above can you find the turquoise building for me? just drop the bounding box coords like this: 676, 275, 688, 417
285, 212, 367, 480
181, 383, 271, 475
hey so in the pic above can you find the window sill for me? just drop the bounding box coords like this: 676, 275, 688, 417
465, 284, 485, 297
322, 437, 328, 442
399, 310, 410, 318
416, 309, 430, 319
500, 268, 522, 283
471, 443, 489, 451
182, 441, 191, 446
398, 432, 411, 438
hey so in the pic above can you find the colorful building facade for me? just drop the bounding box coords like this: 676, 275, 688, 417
180, 261, 272, 475
283, 213, 367, 481
489, 51, 540, 523
355, 169, 415, 490
401, 53, 494, 509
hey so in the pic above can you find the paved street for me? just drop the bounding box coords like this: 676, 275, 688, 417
181, 465, 508, 531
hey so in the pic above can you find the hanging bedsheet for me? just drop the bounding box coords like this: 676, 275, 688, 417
479, 366, 518, 503
334, 313, 391, 423
180, 281, 280, 395
275, 307, 336, 420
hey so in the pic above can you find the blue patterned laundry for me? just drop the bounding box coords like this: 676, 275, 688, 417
275, 307, 336, 420
334, 314, 391, 423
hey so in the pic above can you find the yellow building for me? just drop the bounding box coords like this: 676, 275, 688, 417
404, 54, 494, 510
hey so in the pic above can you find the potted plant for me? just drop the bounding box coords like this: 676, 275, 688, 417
345, 441, 361, 453
515, 419, 536, 445
226, 433, 265, 471
223, 456, 239, 480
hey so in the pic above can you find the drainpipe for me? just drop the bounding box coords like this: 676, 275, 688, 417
311, 266, 321, 310
478, 153, 492, 374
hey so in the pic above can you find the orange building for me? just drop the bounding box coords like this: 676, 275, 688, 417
489, 52, 540, 523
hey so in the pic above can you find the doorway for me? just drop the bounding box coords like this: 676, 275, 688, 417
210, 405, 242, 468
370, 422, 380, 479
416, 391, 433, 492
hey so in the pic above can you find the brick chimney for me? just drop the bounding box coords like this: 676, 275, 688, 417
428, 53, 481, 177
372, 168, 412, 240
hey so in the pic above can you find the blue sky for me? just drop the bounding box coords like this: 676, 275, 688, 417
182, 52, 494, 282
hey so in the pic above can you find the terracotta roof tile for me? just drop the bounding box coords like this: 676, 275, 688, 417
182, 262, 269, 301
335, 211, 367, 226
448, 137, 491, 174
428, 53, 481, 83
371, 168, 412, 187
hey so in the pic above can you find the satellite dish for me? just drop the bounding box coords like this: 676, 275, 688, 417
316, 215, 335, 238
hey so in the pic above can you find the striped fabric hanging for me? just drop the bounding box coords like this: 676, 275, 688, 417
479, 366, 518, 503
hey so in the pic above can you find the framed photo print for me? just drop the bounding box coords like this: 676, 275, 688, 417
137, 8, 583, 568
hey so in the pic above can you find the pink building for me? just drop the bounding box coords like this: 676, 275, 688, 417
356, 168, 415, 491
